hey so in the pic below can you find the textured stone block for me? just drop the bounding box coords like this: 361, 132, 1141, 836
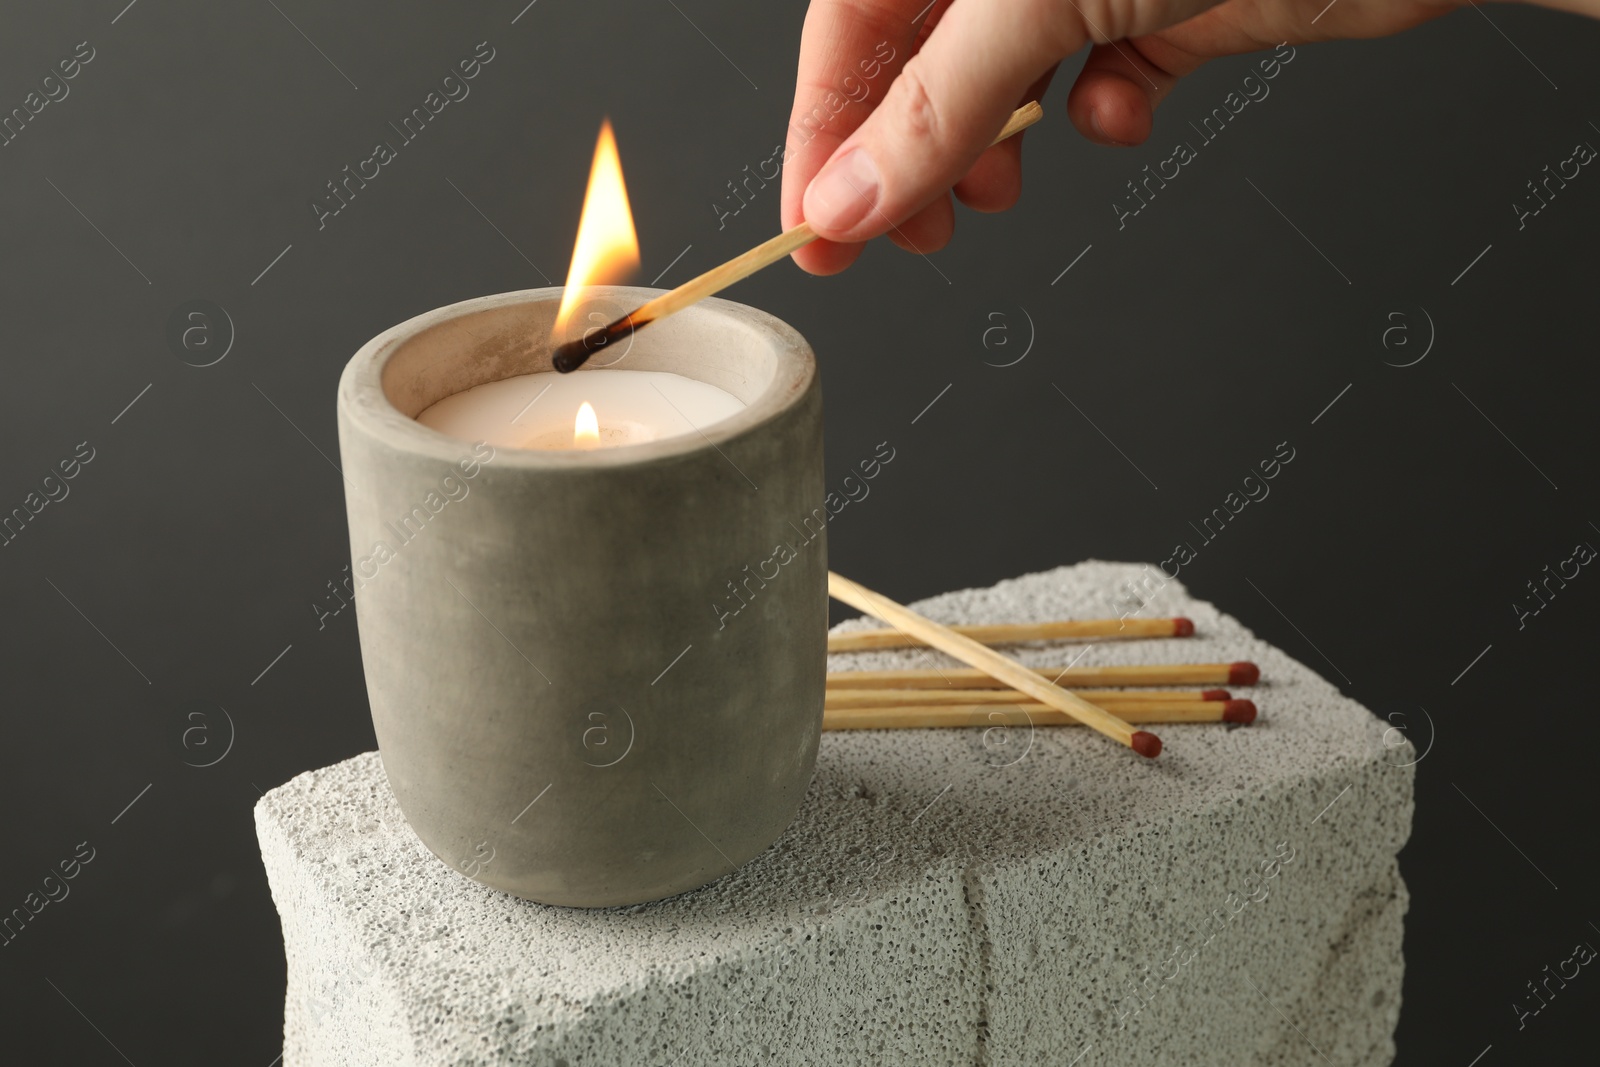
256, 561, 1413, 1065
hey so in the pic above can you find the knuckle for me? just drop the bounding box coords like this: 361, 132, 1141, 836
887, 57, 945, 148
1041, 0, 1112, 47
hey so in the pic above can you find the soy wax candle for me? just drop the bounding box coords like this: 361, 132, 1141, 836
335, 112, 826, 909
415, 368, 746, 451
336, 284, 826, 907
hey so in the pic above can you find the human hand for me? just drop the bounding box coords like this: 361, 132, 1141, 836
781, 0, 1469, 275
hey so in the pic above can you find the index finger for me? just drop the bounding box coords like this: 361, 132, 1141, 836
781, 0, 935, 275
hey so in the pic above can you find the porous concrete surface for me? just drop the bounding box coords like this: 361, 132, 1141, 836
257, 561, 1413, 1066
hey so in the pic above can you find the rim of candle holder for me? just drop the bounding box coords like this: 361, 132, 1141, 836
339, 285, 815, 469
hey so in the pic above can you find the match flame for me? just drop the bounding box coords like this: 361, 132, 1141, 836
555, 119, 640, 334
573, 401, 600, 449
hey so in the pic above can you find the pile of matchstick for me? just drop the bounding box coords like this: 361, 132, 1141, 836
824, 573, 1263, 760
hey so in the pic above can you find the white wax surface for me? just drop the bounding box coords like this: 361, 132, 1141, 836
415, 370, 747, 451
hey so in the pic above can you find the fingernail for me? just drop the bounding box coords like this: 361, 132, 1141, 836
804, 148, 880, 235
1088, 108, 1131, 147
1088, 108, 1110, 142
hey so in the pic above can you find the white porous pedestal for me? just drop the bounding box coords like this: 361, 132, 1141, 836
256, 562, 1414, 1066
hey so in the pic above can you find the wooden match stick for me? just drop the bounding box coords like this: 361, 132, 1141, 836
825, 688, 1229, 708
826, 663, 1261, 689
828, 616, 1193, 652
824, 700, 1256, 731
826, 571, 1162, 757
552, 101, 1046, 372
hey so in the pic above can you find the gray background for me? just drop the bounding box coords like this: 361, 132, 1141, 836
1, 0, 1596, 1063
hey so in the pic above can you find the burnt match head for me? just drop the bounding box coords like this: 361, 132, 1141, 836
549, 338, 590, 374
550, 315, 638, 373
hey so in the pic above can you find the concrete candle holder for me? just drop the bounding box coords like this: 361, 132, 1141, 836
336, 286, 827, 907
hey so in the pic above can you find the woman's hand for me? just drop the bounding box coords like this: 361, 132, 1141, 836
781, 0, 1472, 275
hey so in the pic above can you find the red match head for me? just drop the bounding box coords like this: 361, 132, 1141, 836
1172, 617, 1195, 636
1228, 661, 1261, 686
1131, 731, 1163, 758
1222, 700, 1257, 725
1201, 689, 1231, 701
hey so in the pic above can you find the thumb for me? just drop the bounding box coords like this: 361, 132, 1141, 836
801, 0, 1074, 242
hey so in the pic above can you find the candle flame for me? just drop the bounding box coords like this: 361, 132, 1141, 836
573, 401, 600, 448
555, 119, 640, 335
